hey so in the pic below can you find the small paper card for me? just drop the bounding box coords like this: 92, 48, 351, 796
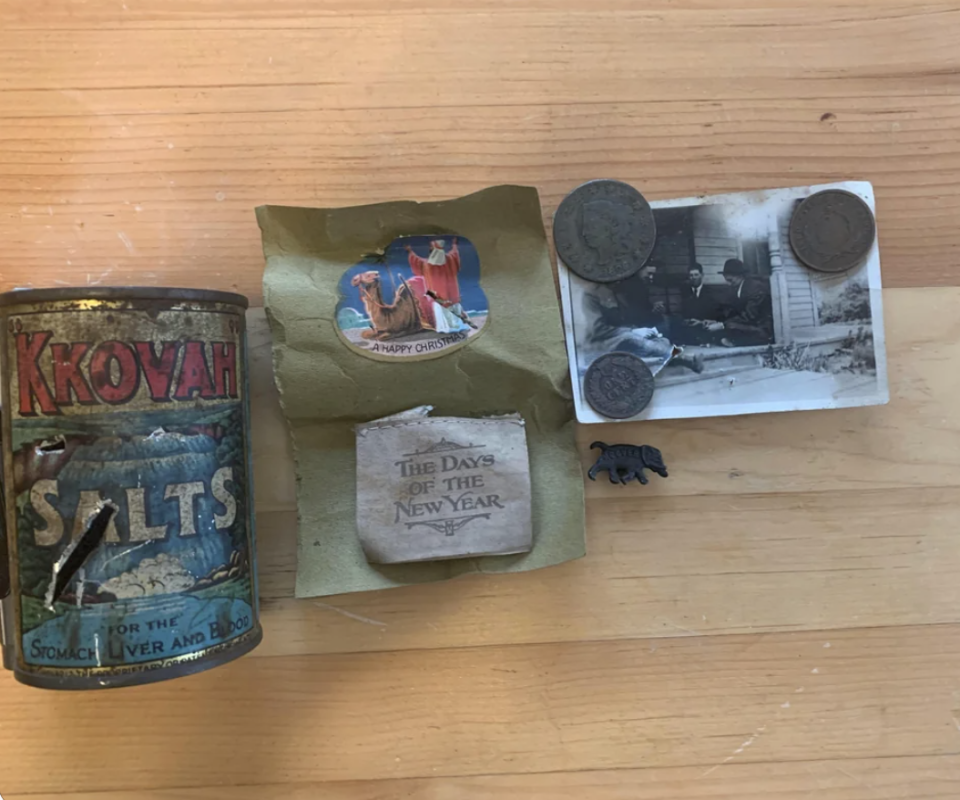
355, 409, 533, 564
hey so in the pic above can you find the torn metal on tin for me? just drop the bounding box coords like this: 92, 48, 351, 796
44, 503, 116, 609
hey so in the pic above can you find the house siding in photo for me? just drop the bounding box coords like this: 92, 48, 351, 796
776, 213, 819, 331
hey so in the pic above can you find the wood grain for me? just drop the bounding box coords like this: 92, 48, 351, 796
2, 625, 960, 795
2, 4, 960, 298
8, 756, 960, 800
3, 2, 960, 799
253, 485, 960, 658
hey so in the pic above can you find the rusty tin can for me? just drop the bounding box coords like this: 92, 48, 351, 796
0, 288, 261, 689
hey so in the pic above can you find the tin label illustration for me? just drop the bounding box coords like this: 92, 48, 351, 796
335, 235, 489, 360
4, 304, 257, 672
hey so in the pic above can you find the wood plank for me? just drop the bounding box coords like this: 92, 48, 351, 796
2, 96, 957, 295
1, 75, 953, 120
6, 0, 960, 28
1, 625, 958, 794
2, 9, 956, 93
251, 485, 960, 657
1, 40, 959, 297
4, 102, 957, 299
10, 755, 960, 800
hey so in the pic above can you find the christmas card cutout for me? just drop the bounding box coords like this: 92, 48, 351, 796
335, 235, 489, 361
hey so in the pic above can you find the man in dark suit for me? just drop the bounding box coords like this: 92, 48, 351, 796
681, 264, 713, 320
673, 263, 725, 346
706, 258, 774, 347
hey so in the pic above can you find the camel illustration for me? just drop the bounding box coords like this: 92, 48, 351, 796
351, 270, 424, 341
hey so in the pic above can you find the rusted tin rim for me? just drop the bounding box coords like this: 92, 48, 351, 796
0, 287, 248, 308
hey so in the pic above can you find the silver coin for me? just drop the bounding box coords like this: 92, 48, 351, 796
584, 352, 656, 419
553, 180, 657, 283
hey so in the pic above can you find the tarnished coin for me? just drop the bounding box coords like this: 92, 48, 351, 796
789, 189, 876, 273
584, 352, 655, 420
554, 180, 657, 283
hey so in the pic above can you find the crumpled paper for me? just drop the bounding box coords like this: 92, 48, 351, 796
257, 185, 585, 597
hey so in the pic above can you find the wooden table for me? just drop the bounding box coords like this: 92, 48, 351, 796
2, 2, 959, 797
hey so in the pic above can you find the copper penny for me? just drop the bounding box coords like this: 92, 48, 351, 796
583, 352, 655, 419
789, 189, 876, 273
554, 180, 657, 283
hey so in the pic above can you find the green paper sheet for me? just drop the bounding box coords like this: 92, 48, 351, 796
257, 185, 585, 597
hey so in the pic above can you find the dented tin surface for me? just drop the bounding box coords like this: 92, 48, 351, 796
0, 288, 261, 689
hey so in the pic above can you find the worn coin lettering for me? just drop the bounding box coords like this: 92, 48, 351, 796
584, 352, 656, 419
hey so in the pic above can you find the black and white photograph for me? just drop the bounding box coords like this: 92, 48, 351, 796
560, 182, 890, 423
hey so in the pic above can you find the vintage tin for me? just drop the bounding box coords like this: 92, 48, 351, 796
0, 288, 261, 689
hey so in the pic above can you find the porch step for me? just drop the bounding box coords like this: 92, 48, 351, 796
655, 363, 760, 388
636, 332, 858, 389
642, 347, 765, 374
